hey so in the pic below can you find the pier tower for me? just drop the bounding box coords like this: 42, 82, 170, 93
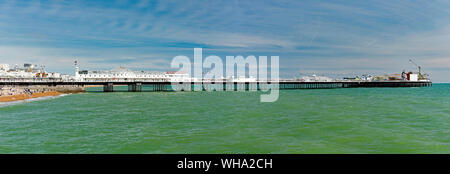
75, 60, 79, 78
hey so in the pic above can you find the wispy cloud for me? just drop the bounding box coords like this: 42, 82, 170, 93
0, 0, 450, 82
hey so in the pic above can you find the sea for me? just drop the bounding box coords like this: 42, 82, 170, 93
0, 84, 449, 153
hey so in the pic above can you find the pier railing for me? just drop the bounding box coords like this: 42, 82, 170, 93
0, 77, 432, 92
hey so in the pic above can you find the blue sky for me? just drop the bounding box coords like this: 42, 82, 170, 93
0, 0, 450, 82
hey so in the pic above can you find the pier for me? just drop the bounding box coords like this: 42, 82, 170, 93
0, 80, 432, 92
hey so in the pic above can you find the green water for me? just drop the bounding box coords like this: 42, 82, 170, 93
0, 84, 449, 153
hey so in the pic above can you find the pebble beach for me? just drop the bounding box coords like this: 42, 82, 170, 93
0, 86, 64, 102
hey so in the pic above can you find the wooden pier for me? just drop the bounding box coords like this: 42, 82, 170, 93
0, 81, 432, 92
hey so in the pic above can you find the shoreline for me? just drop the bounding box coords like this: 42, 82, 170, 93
0, 91, 64, 102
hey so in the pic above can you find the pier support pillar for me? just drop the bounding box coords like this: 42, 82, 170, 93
128, 84, 136, 92
136, 83, 142, 92
128, 83, 143, 92
103, 83, 114, 92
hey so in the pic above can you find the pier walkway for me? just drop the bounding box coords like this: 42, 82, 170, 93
0, 80, 432, 92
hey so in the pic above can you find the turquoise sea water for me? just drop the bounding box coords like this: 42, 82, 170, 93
0, 84, 449, 153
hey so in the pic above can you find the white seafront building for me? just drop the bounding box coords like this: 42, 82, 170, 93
300, 74, 333, 82
0, 63, 63, 80
74, 67, 192, 82
73, 61, 258, 83
73, 61, 191, 82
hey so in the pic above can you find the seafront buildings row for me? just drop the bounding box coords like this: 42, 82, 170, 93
0, 63, 65, 79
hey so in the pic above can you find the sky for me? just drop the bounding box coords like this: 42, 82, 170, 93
0, 0, 449, 82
